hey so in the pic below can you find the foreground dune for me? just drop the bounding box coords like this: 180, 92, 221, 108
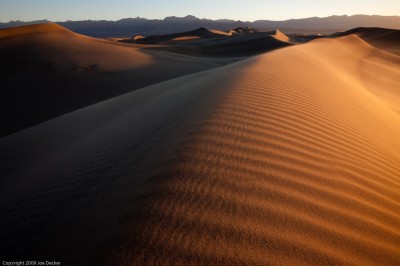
0, 23, 234, 137
1, 34, 400, 265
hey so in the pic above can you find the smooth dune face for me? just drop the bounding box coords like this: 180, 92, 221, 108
362, 30, 400, 56
172, 36, 202, 41
334, 27, 400, 56
1, 34, 400, 265
273, 29, 291, 42
0, 23, 153, 71
0, 23, 72, 38
209, 29, 232, 36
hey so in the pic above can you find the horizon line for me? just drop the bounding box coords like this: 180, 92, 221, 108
1, 13, 399, 24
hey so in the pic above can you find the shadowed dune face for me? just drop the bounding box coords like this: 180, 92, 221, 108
0, 23, 236, 137
1, 33, 400, 265
358, 29, 400, 56
333, 27, 400, 56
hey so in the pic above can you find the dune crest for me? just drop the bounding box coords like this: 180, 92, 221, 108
0, 22, 72, 39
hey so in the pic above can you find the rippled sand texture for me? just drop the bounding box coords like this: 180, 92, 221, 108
113, 35, 400, 265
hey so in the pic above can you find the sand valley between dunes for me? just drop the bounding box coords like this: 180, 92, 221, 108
0, 23, 400, 265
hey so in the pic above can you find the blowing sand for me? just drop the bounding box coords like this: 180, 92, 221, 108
0, 26, 400, 265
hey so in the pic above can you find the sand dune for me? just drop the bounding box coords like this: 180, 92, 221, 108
172, 36, 201, 41
1, 33, 399, 265
0, 23, 153, 71
273, 29, 291, 42
333, 27, 400, 55
112, 34, 400, 265
0, 23, 235, 137
135, 29, 293, 56
133, 27, 230, 45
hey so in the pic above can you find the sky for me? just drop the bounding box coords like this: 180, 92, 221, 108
0, 0, 399, 22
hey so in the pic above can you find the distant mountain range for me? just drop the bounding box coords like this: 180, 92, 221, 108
1, 15, 400, 37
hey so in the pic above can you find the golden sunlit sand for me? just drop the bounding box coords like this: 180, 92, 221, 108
0, 22, 399, 265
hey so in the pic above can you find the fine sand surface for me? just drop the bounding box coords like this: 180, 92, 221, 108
0, 23, 236, 137
1, 31, 400, 265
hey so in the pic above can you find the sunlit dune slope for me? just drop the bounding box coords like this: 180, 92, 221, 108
0, 34, 399, 265
273, 29, 291, 42
0, 23, 234, 137
114, 34, 400, 265
0, 22, 152, 71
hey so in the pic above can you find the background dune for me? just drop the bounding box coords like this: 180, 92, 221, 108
132, 27, 231, 45
1, 32, 399, 265
0, 23, 154, 71
0, 23, 236, 137
132, 28, 294, 56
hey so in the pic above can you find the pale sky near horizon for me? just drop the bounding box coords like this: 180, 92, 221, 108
0, 0, 399, 22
